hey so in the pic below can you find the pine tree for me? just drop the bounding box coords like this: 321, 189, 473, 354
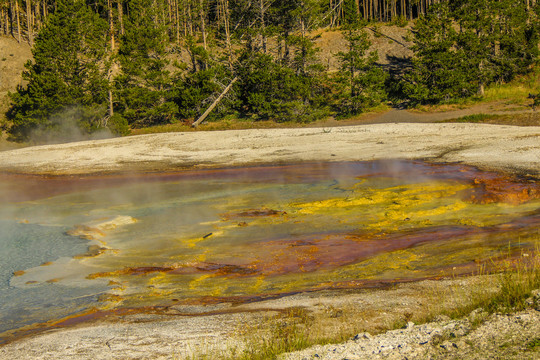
115, 0, 178, 127
235, 48, 329, 123
402, 2, 472, 104
404, 0, 538, 105
335, 28, 387, 115
172, 62, 231, 121
7, 0, 109, 142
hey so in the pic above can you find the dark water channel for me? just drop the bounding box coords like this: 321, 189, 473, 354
0, 160, 539, 342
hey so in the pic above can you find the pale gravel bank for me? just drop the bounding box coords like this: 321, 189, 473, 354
280, 308, 540, 360
0, 123, 538, 177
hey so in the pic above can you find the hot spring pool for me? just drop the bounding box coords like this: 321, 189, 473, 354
0, 160, 539, 341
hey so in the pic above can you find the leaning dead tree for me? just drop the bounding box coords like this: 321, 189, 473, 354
192, 76, 238, 127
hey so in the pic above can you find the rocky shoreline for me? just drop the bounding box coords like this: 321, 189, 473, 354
281, 292, 540, 360
1, 275, 538, 359
283, 310, 540, 360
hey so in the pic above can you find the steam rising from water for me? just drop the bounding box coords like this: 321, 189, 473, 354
0, 160, 539, 339
26, 106, 113, 145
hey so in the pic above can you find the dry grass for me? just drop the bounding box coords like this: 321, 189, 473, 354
129, 104, 391, 136
483, 69, 540, 104
443, 112, 540, 126
411, 102, 472, 113
129, 119, 306, 136
412, 66, 540, 113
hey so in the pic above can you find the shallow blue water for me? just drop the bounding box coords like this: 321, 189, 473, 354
0, 220, 107, 333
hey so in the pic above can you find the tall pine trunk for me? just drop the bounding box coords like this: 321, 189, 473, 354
199, 0, 206, 50
259, 0, 266, 53
1, 6, 7, 35
26, 0, 32, 45
14, 0, 21, 43
174, 0, 180, 43
199, 0, 207, 69
118, 0, 124, 35
107, 0, 115, 119
221, 0, 233, 72
107, 0, 115, 50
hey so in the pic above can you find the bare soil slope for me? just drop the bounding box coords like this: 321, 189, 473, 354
0, 36, 32, 119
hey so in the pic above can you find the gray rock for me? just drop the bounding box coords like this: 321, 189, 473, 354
439, 340, 458, 351
353, 332, 372, 341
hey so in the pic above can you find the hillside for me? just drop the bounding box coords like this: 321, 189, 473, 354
0, 24, 412, 123
0, 37, 32, 122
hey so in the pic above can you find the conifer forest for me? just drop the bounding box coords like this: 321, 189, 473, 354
0, 0, 538, 141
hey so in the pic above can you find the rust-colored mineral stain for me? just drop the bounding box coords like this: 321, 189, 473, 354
74, 245, 109, 259
221, 208, 287, 220
87, 211, 540, 282
465, 176, 540, 205
88, 266, 176, 279
194, 263, 258, 276
0, 162, 362, 202
2, 161, 538, 204
213, 227, 476, 277
0, 308, 139, 345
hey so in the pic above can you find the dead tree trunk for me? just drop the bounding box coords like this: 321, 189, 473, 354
118, 0, 125, 35
192, 77, 238, 127
107, 0, 116, 120
107, 0, 115, 50
26, 0, 33, 45
259, 0, 266, 53
14, 0, 21, 43
221, 0, 233, 72
199, 0, 207, 69
199, 0, 207, 50
174, 0, 180, 43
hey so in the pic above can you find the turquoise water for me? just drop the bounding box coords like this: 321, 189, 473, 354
0, 221, 107, 333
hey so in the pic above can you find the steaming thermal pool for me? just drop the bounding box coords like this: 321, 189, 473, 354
0, 160, 539, 340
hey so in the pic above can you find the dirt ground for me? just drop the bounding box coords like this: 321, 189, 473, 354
0, 36, 32, 118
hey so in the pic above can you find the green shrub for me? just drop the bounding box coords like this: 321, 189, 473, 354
108, 113, 130, 136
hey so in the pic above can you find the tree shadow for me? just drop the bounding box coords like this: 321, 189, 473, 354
381, 55, 414, 109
